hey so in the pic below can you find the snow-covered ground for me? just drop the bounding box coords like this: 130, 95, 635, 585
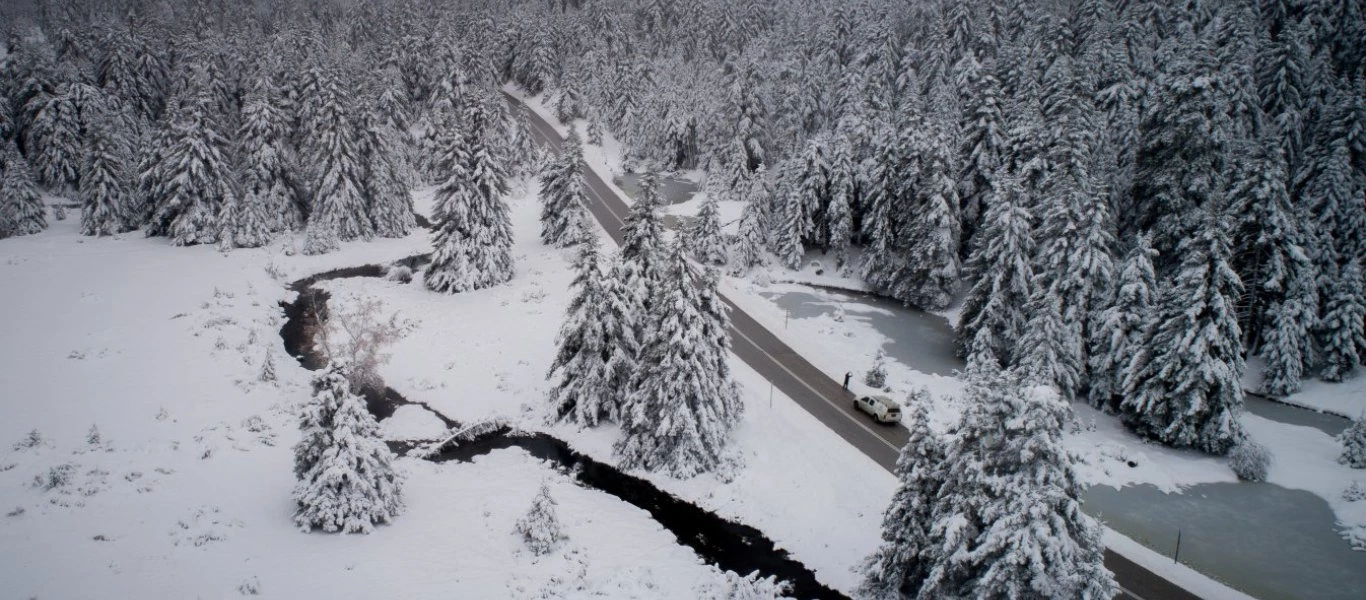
0, 180, 907, 598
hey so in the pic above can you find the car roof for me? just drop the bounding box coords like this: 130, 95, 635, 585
870, 395, 898, 409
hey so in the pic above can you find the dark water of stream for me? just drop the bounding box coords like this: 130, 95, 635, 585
278, 259, 846, 600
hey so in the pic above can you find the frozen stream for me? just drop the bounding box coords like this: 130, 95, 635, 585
613, 172, 699, 205
762, 283, 1364, 599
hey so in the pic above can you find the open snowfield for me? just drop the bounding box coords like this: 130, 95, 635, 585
0, 182, 902, 598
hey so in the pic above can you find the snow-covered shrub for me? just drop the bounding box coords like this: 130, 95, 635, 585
385, 265, 413, 284
1340, 416, 1366, 469
316, 295, 414, 396
903, 385, 931, 407
1229, 439, 1272, 482
53, 204, 67, 220
515, 482, 565, 556
33, 463, 75, 490
13, 429, 43, 450
258, 349, 277, 382
1344, 481, 1366, 502
86, 425, 101, 446
832, 304, 846, 323
701, 570, 792, 599
864, 350, 887, 388
238, 576, 261, 595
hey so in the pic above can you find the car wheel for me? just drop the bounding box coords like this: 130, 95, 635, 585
852, 400, 860, 413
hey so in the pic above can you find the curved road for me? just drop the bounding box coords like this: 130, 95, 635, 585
506, 93, 1203, 600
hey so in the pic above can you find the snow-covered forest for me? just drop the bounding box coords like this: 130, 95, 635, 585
2, 0, 1362, 461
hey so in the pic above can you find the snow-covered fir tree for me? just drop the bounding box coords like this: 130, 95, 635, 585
894, 126, 960, 310
1088, 234, 1158, 412
1318, 259, 1366, 382
864, 349, 888, 388
293, 362, 404, 534
956, 171, 1035, 364
78, 113, 132, 237
733, 178, 769, 272
1340, 416, 1366, 469
615, 172, 669, 310
1, 143, 48, 237
548, 229, 625, 426
306, 76, 372, 243
425, 97, 516, 293
538, 130, 588, 248
514, 482, 565, 556
688, 192, 727, 266
696, 266, 745, 427
1122, 211, 1246, 455
237, 89, 301, 233
24, 86, 83, 192
359, 110, 416, 238
615, 239, 741, 478
216, 180, 272, 249
858, 402, 943, 599
917, 367, 1115, 599
145, 93, 236, 246
301, 213, 340, 256
1014, 290, 1082, 400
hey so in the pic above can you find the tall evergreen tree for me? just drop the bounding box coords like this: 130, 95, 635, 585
0, 143, 47, 236
359, 111, 416, 238
733, 173, 770, 272
539, 130, 588, 247
293, 363, 404, 534
425, 97, 516, 293
237, 89, 301, 233
1123, 211, 1246, 455
78, 113, 131, 237
1088, 234, 1158, 412
548, 230, 618, 426
24, 87, 82, 191
894, 126, 960, 310
957, 171, 1035, 364
688, 192, 727, 267
616, 172, 668, 308
146, 94, 235, 246
1014, 290, 1082, 399
858, 402, 943, 599
615, 240, 741, 478
918, 368, 1115, 599
307, 77, 372, 242
1319, 259, 1366, 382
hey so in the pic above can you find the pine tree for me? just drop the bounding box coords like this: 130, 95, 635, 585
696, 266, 745, 428
601, 251, 644, 412
689, 193, 727, 266
293, 363, 404, 534
548, 230, 618, 426
146, 94, 235, 246
1122, 211, 1246, 455
921, 374, 1116, 599
1015, 290, 1082, 399
24, 88, 82, 191
515, 482, 565, 556
792, 137, 830, 251
359, 112, 415, 238
775, 160, 807, 270
957, 55, 1007, 250
306, 78, 372, 243
1089, 234, 1158, 411
425, 97, 516, 293
217, 181, 273, 249
616, 172, 668, 309
1227, 137, 1314, 395
858, 402, 944, 599
237, 90, 301, 233
539, 131, 588, 247
865, 349, 888, 388
826, 138, 855, 268
302, 212, 340, 256
615, 240, 740, 478
1340, 416, 1366, 469
1, 143, 47, 236
957, 171, 1035, 364
259, 349, 278, 383
733, 191, 769, 272
1318, 259, 1366, 383
894, 127, 960, 310
79, 114, 131, 237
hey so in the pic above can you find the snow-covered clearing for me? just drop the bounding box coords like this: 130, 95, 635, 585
1, 181, 901, 597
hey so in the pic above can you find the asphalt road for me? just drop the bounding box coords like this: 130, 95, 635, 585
505, 92, 1205, 600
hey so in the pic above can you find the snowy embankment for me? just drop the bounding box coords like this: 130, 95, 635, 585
0, 184, 878, 597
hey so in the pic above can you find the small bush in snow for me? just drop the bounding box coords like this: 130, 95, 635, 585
258, 349, 277, 383
53, 204, 67, 220
385, 265, 413, 284
1340, 416, 1366, 469
33, 464, 76, 490
86, 425, 101, 446
1344, 482, 1366, 503
238, 576, 261, 595
864, 350, 888, 389
515, 482, 565, 556
703, 570, 792, 599
1229, 440, 1272, 482
903, 385, 931, 407
832, 304, 846, 323
13, 429, 43, 450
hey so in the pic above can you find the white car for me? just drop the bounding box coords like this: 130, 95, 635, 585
854, 395, 901, 424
